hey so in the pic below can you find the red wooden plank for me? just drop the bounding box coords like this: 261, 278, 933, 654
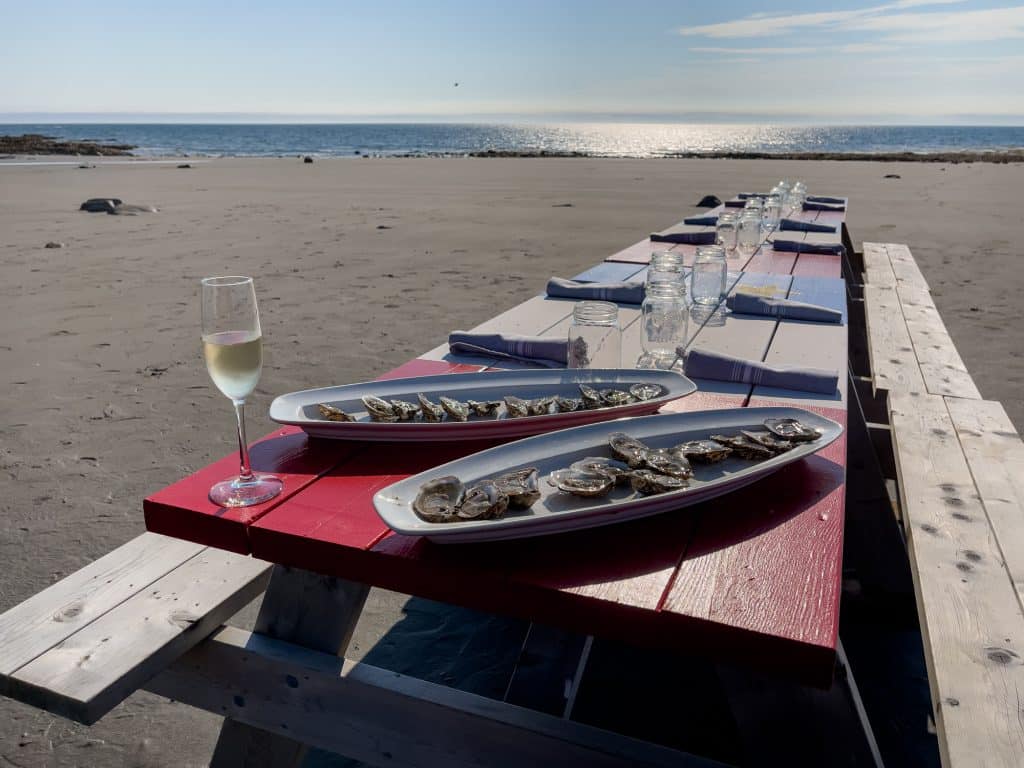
791, 253, 843, 279
383, 359, 485, 380
661, 404, 847, 687
742, 245, 797, 275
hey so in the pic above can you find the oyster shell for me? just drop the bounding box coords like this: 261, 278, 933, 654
578, 384, 604, 409
457, 482, 509, 520
362, 395, 398, 422
548, 469, 615, 498
439, 396, 470, 422
467, 399, 502, 417
629, 469, 689, 495
600, 388, 634, 406
390, 399, 420, 421
608, 432, 650, 468
412, 476, 465, 523
671, 439, 731, 463
741, 429, 794, 454
629, 382, 667, 401
763, 417, 822, 442
417, 393, 445, 422
491, 467, 541, 508
641, 449, 694, 479
555, 396, 584, 413
710, 434, 774, 460
317, 403, 356, 422
528, 396, 556, 416
504, 395, 530, 418
569, 456, 632, 484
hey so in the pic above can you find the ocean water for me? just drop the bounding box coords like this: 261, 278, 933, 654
3, 122, 1023, 158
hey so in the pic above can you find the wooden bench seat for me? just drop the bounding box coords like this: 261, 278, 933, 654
861, 242, 1024, 768
0, 532, 270, 724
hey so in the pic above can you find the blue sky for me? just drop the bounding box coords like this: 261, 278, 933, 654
2, 0, 1022, 121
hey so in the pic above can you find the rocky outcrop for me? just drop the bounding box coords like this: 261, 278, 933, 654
1, 134, 135, 156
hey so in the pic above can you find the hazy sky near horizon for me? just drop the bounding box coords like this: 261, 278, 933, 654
3, 0, 1023, 120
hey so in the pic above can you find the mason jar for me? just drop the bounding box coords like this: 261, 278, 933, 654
641, 281, 689, 364
690, 245, 727, 306
567, 301, 621, 369
737, 210, 762, 257
646, 250, 686, 289
762, 194, 782, 232
715, 211, 739, 255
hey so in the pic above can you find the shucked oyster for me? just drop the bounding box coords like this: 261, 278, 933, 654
710, 434, 774, 461
528, 396, 556, 416
569, 457, 632, 484
413, 476, 465, 522
600, 388, 633, 406
457, 482, 509, 520
555, 396, 584, 413
741, 429, 794, 454
439, 396, 470, 422
390, 399, 420, 421
417, 393, 445, 422
578, 384, 604, 409
608, 432, 650, 468
641, 448, 694, 479
491, 467, 541, 508
467, 399, 502, 417
629, 469, 689, 495
547, 469, 615, 498
763, 417, 822, 442
317, 403, 356, 422
362, 395, 398, 422
671, 440, 731, 463
629, 383, 667, 401
504, 395, 530, 418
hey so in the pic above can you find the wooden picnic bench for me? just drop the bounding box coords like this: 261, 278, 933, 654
0, 195, 913, 766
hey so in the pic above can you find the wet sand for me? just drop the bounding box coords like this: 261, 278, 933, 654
0, 156, 1021, 766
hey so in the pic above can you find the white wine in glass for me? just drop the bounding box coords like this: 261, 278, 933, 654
201, 276, 283, 507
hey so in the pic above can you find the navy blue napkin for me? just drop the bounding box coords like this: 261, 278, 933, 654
803, 201, 846, 212
806, 195, 845, 205
449, 332, 567, 368
726, 293, 842, 323
779, 218, 837, 233
650, 229, 717, 245
724, 200, 746, 208
683, 215, 719, 226
546, 277, 644, 305
771, 239, 845, 257
681, 348, 838, 394
738, 192, 770, 199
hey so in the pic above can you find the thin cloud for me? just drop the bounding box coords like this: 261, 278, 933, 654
690, 43, 897, 55
677, 0, 968, 38
848, 6, 1024, 41
689, 46, 810, 54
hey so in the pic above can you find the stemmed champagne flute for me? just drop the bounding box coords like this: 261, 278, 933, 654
201, 276, 283, 507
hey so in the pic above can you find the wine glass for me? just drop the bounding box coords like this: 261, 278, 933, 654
201, 276, 283, 507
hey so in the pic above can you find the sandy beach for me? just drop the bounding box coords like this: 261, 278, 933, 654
1, 155, 1021, 766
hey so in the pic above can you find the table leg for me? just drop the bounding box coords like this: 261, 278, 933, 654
209, 565, 370, 768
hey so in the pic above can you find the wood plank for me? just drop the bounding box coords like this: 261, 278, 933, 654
0, 534, 203, 679
742, 245, 798, 275
147, 626, 725, 768
791, 253, 842, 279
863, 283, 927, 395
749, 320, 848, 407
888, 391, 1024, 768
606, 239, 657, 264
944, 398, 1024, 612
862, 242, 896, 288
378, 359, 486, 380
7, 549, 271, 724
897, 285, 981, 400
661, 404, 847, 688
887, 243, 930, 292
786, 276, 848, 323
572, 261, 648, 283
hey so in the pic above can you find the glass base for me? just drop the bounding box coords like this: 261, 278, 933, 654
209, 473, 283, 508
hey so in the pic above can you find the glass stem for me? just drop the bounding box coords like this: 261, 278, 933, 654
233, 399, 254, 481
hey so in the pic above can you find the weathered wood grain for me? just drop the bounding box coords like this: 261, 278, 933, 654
863, 282, 926, 395
887, 243, 929, 292
888, 391, 1024, 768
862, 242, 896, 288
897, 285, 981, 400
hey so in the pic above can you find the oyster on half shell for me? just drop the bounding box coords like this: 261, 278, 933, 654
412, 476, 465, 522
763, 417, 822, 442
317, 403, 356, 422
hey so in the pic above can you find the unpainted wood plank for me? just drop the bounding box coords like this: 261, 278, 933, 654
0, 534, 203, 678
888, 391, 1024, 768
897, 285, 981, 400
863, 283, 927, 395
862, 243, 896, 288
887, 243, 930, 292
148, 626, 724, 768
944, 397, 1024, 612
8, 549, 271, 724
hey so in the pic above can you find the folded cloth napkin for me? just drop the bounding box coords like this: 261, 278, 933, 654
650, 229, 717, 245
803, 201, 846, 212
681, 348, 838, 394
806, 195, 845, 204
683, 215, 719, 226
771, 239, 845, 257
724, 200, 746, 208
546, 277, 645, 304
738, 192, 770, 199
448, 331, 567, 368
726, 293, 842, 323
779, 218, 837, 233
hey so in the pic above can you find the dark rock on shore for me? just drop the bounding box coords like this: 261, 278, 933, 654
468, 149, 588, 158
304, 156, 314, 163
1, 134, 135, 156
80, 199, 157, 215
697, 195, 722, 207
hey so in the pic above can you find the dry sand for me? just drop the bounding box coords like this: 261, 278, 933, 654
0, 156, 1021, 766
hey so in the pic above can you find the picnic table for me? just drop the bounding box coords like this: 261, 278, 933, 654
1, 196, 860, 766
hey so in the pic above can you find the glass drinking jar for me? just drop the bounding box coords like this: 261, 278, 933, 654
641, 281, 689, 364
646, 250, 685, 288
691, 245, 727, 306
715, 211, 739, 255
736, 210, 762, 257
762, 194, 782, 232
567, 301, 621, 369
